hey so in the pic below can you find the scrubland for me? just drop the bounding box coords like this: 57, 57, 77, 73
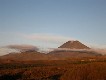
0, 57, 106, 80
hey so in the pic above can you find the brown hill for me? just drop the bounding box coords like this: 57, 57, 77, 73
0, 50, 101, 61
0, 51, 47, 61
0, 41, 102, 61
59, 40, 90, 49
47, 41, 100, 60
47, 50, 101, 60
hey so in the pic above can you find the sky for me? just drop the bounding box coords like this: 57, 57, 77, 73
0, 0, 106, 49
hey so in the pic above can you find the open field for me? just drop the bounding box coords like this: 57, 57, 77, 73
0, 57, 106, 80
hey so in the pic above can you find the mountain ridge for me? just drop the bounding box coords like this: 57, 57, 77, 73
0, 40, 102, 60
59, 40, 90, 49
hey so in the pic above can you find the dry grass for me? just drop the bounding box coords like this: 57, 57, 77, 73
0, 58, 106, 80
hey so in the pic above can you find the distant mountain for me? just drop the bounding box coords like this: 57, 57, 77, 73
0, 50, 101, 61
47, 41, 100, 60
47, 50, 101, 60
0, 51, 47, 61
59, 40, 90, 49
0, 41, 102, 61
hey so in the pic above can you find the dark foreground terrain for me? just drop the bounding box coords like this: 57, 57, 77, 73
0, 57, 106, 80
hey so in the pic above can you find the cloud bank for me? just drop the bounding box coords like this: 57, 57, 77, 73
7, 44, 38, 52
0, 47, 19, 56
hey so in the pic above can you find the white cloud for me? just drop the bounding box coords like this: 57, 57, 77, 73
7, 44, 38, 51
0, 44, 38, 56
23, 33, 76, 44
92, 49, 106, 55
0, 47, 19, 56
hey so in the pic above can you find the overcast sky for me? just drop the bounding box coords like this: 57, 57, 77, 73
0, 0, 106, 48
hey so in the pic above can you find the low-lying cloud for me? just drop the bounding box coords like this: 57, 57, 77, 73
7, 44, 38, 52
0, 47, 19, 56
92, 49, 106, 55
0, 44, 38, 56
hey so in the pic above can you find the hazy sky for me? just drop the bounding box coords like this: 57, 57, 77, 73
0, 0, 106, 48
